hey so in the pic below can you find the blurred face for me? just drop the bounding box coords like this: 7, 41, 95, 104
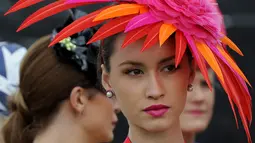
82, 89, 118, 142
102, 34, 195, 132
180, 69, 215, 133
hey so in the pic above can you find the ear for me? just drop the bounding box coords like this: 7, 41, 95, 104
101, 64, 112, 90
189, 59, 196, 84
69, 87, 88, 114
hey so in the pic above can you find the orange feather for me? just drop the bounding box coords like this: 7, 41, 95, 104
186, 35, 212, 90
196, 41, 224, 83
221, 36, 244, 56
159, 23, 176, 46
217, 45, 251, 86
93, 4, 146, 22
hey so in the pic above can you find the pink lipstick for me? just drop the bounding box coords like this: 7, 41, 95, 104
143, 104, 170, 117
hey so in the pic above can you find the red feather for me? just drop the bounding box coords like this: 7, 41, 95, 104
122, 24, 154, 48
87, 15, 136, 44
217, 58, 252, 143
217, 63, 239, 128
17, 1, 94, 32
141, 22, 162, 51
185, 35, 212, 90
175, 30, 187, 67
5, 0, 44, 15
49, 7, 110, 47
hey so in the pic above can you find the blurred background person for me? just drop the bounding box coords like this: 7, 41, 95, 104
180, 69, 215, 143
180, 1, 223, 142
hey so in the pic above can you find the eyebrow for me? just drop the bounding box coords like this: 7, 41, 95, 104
118, 55, 175, 67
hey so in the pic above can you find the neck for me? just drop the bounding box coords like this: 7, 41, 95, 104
183, 131, 196, 143
34, 105, 96, 143
128, 120, 184, 143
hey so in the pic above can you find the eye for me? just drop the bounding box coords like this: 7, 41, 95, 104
161, 64, 180, 73
124, 69, 144, 76
200, 80, 210, 89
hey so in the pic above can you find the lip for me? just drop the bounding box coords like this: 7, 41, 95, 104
112, 120, 117, 125
143, 104, 170, 117
112, 121, 117, 128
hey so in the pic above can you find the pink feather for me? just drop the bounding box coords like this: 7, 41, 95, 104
65, 0, 114, 4
185, 34, 212, 90
124, 12, 160, 32
206, 42, 250, 90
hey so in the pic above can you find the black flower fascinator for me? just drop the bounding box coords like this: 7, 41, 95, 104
51, 9, 100, 72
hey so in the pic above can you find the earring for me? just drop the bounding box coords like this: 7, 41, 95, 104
188, 84, 193, 92
106, 90, 114, 98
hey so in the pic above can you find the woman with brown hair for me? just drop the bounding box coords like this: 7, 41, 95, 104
2, 9, 119, 143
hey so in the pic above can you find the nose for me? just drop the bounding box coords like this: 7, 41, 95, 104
145, 73, 164, 99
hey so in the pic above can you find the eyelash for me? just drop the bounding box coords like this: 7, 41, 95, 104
124, 69, 143, 76
200, 80, 213, 89
161, 64, 180, 73
123, 64, 180, 76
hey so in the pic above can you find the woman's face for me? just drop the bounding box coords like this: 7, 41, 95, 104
102, 34, 195, 132
82, 89, 118, 142
180, 69, 215, 133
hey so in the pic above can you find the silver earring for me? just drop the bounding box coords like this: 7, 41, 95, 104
106, 90, 113, 98
188, 84, 193, 92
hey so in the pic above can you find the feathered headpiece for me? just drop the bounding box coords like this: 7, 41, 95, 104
51, 8, 100, 72
4, 0, 252, 142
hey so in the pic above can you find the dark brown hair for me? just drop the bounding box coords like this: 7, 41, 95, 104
2, 35, 99, 143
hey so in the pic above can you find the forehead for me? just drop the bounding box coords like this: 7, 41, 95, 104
111, 34, 176, 63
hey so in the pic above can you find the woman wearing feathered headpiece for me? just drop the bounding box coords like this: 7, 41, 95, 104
5, 0, 252, 143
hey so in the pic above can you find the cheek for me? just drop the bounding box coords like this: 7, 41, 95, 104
110, 72, 144, 105
113, 83, 142, 114
94, 97, 114, 119
206, 91, 215, 111
183, 92, 192, 110
110, 74, 146, 118
163, 72, 190, 107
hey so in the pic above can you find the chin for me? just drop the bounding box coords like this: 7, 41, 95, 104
184, 123, 208, 133
105, 132, 114, 142
98, 131, 114, 143
142, 119, 173, 132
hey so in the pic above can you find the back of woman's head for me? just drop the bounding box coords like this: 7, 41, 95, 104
2, 35, 98, 143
